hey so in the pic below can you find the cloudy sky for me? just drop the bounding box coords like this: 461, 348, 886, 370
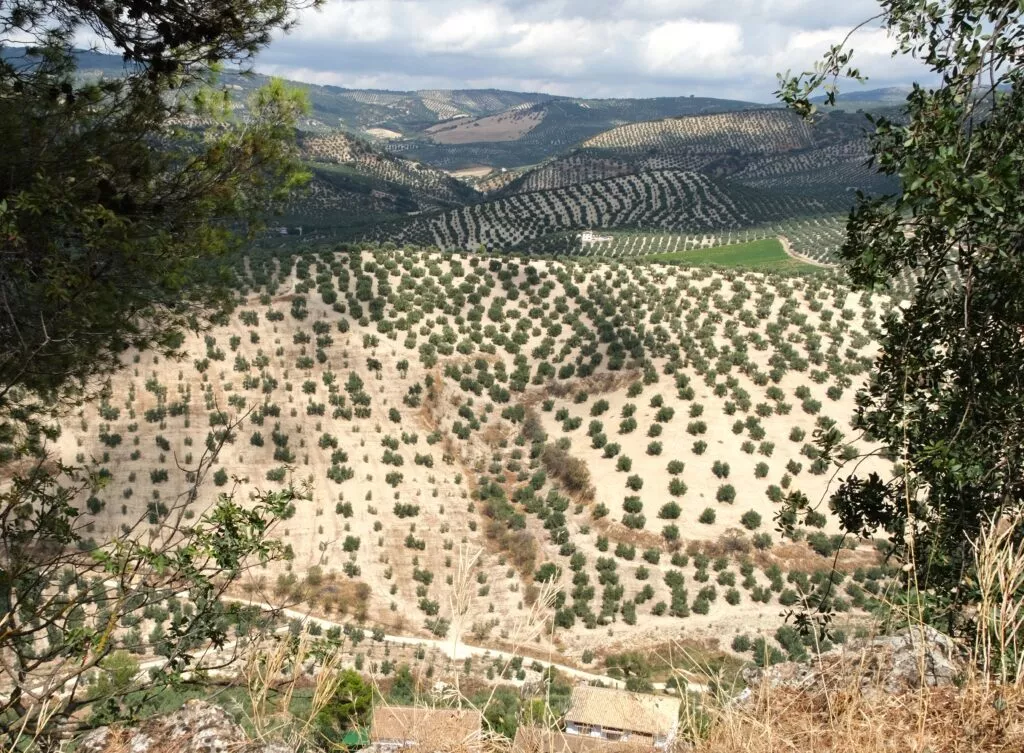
253, 0, 929, 101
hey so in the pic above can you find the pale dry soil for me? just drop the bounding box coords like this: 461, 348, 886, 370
57, 249, 891, 668
426, 110, 545, 144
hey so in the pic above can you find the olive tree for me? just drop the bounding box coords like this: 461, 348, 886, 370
778, 0, 1024, 645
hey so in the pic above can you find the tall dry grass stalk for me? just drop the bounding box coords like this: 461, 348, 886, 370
363, 548, 557, 753
241, 628, 348, 749
2, 695, 60, 753
971, 516, 1024, 684
449, 544, 484, 658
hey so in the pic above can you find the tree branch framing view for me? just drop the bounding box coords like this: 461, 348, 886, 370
1, 1, 1022, 751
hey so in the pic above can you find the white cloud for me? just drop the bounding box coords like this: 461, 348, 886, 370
419, 5, 513, 52
288, 0, 399, 42
641, 20, 744, 77
256, 0, 930, 100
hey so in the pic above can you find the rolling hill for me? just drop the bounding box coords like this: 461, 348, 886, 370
359, 108, 895, 261
384, 96, 765, 169
279, 131, 482, 230
59, 245, 896, 662
811, 86, 912, 112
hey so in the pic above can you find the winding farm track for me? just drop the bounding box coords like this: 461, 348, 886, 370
222, 596, 709, 694
778, 234, 834, 269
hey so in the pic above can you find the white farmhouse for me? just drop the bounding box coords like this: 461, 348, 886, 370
579, 230, 614, 244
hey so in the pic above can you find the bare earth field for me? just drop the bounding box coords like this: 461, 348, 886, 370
426, 110, 545, 144
448, 166, 496, 179
59, 248, 894, 667
365, 127, 403, 140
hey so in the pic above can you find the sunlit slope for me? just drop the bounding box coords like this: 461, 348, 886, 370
63, 248, 895, 655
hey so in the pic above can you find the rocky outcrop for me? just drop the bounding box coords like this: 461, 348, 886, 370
79, 699, 296, 753
743, 626, 965, 695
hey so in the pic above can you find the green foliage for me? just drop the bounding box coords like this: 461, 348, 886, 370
0, 52, 310, 409
740, 510, 762, 530
659, 501, 681, 519
313, 669, 373, 746
779, 0, 1024, 642
0, 458, 299, 742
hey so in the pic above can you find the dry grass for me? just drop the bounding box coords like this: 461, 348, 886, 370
692, 515, 1024, 753
592, 518, 667, 550
242, 628, 347, 747
972, 516, 1024, 683
537, 371, 640, 402
696, 679, 1024, 753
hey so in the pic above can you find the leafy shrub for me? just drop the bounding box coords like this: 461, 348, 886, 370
623, 496, 643, 514
740, 510, 762, 530
658, 502, 681, 519
622, 513, 646, 530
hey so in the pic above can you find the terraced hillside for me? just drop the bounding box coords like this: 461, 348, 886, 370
364, 109, 895, 260
387, 97, 762, 169
583, 109, 815, 155
371, 169, 852, 252
499, 110, 884, 196
279, 131, 481, 230
295, 87, 548, 135
582, 220, 847, 265
62, 247, 897, 664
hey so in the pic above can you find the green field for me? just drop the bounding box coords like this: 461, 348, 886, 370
641, 238, 814, 270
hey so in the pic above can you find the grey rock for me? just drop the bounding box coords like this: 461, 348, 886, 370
743, 625, 965, 696
79, 699, 297, 753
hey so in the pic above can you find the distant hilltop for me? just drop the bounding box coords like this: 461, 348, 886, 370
811, 86, 913, 111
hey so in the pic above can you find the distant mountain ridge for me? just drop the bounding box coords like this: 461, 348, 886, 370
13, 48, 764, 141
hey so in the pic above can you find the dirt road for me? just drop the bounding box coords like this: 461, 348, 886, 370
222, 596, 709, 693
778, 235, 834, 269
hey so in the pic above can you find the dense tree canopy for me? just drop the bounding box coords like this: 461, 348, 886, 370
778, 0, 1024, 644
0, 0, 319, 419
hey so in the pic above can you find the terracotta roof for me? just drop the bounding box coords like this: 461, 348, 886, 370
512, 726, 652, 753
564, 687, 680, 737
370, 706, 482, 748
